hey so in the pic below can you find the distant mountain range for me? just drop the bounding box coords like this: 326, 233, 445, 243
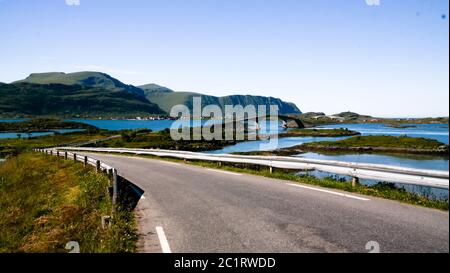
0, 71, 302, 118
14, 72, 145, 97
140, 85, 301, 115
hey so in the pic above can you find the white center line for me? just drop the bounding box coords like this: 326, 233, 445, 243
156, 226, 172, 253
288, 183, 371, 201
206, 169, 243, 176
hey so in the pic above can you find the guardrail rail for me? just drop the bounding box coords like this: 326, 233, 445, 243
47, 147, 449, 190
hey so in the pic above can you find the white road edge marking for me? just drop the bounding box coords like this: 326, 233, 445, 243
206, 168, 243, 176
156, 226, 172, 253
288, 183, 371, 201
159, 161, 181, 166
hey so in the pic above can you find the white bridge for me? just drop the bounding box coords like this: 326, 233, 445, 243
43, 147, 449, 190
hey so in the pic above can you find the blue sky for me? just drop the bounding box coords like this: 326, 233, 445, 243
0, 0, 448, 117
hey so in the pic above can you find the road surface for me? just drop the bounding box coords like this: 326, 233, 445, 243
80, 152, 449, 253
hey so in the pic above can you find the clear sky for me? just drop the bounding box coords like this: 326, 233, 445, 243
0, 0, 448, 117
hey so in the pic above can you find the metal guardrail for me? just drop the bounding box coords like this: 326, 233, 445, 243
52, 147, 449, 190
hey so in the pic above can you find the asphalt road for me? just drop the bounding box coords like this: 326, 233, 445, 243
80, 152, 449, 253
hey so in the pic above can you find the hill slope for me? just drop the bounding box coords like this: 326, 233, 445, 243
0, 83, 165, 118
142, 87, 302, 115
4, 72, 302, 118
15, 72, 145, 97
139, 83, 174, 94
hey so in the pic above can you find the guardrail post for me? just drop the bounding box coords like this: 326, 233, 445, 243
112, 169, 118, 207
50, 150, 53, 156
96, 160, 101, 172
64, 151, 68, 160
84, 156, 88, 167
73, 153, 77, 162
57, 151, 60, 157
352, 177, 359, 187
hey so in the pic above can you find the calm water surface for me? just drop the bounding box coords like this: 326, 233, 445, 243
66, 119, 176, 131
1, 119, 448, 173
0, 129, 85, 139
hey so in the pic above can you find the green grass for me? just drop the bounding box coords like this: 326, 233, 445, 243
0, 130, 118, 157
303, 135, 448, 150
102, 152, 449, 211
0, 153, 137, 253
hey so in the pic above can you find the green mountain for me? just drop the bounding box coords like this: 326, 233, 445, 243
141, 87, 302, 115
139, 83, 174, 94
2, 72, 302, 118
0, 82, 164, 118
15, 71, 145, 97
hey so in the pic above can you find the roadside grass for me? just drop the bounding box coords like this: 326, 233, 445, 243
114, 153, 449, 211
0, 153, 137, 253
0, 131, 118, 157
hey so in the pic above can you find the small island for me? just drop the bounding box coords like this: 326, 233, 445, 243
0, 118, 99, 133
234, 135, 449, 157
294, 135, 449, 155
278, 128, 361, 138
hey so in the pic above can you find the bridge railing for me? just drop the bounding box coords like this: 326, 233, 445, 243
51, 147, 449, 190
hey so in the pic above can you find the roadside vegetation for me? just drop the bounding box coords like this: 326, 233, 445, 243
0, 130, 118, 157
0, 153, 137, 253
